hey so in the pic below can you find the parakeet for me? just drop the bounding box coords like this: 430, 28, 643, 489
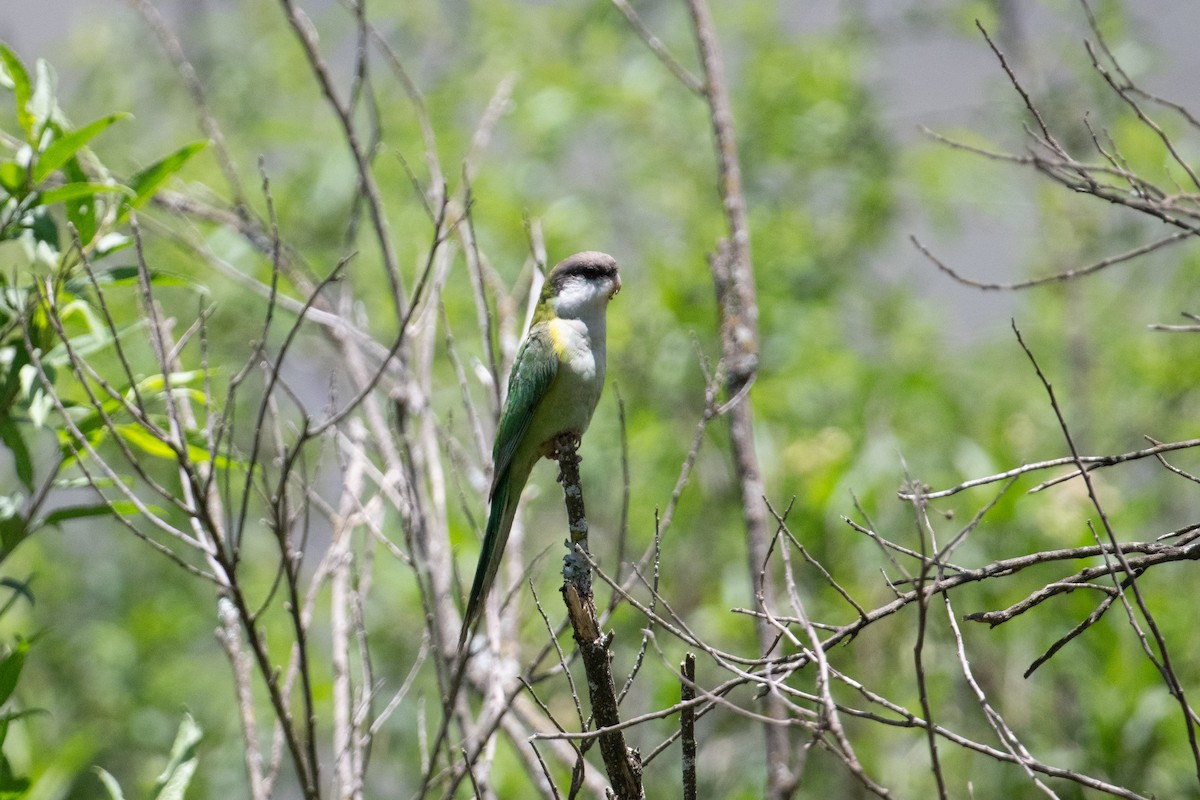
459, 251, 621, 649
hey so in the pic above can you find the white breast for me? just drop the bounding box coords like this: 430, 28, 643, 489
548, 316, 605, 410
519, 315, 607, 456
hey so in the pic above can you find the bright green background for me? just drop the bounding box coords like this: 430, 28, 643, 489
2, 1, 1200, 797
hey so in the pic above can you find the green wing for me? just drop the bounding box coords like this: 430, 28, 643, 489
490, 323, 557, 498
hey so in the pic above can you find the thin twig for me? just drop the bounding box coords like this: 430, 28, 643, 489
1011, 321, 1200, 779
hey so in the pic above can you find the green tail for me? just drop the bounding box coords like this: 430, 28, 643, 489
459, 472, 519, 649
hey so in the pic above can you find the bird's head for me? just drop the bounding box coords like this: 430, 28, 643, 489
539, 251, 621, 321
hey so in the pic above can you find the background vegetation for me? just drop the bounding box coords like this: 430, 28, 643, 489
1, 0, 1199, 797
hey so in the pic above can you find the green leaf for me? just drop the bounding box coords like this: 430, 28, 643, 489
0, 163, 24, 197
0, 637, 29, 707
0, 496, 26, 556
40, 501, 140, 528
0, 578, 33, 609
0, 756, 29, 795
32, 112, 129, 183
126, 268, 197, 289
112, 423, 179, 461
150, 714, 202, 800
0, 514, 26, 562
63, 155, 98, 245
0, 45, 34, 138
137, 371, 202, 393
67, 265, 197, 294
0, 418, 32, 491
0, 346, 29, 415
64, 398, 124, 441
186, 430, 242, 471
113, 423, 234, 469
93, 767, 126, 800
37, 181, 130, 207
118, 141, 208, 223
56, 427, 106, 464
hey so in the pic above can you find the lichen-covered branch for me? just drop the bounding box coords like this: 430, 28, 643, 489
555, 433, 644, 800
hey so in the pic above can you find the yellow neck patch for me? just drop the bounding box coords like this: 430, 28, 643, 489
546, 317, 569, 358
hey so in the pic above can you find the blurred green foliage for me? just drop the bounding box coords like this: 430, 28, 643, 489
2, 1, 1199, 798
0, 40, 209, 798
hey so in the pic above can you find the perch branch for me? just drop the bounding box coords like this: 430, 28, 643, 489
555, 433, 645, 800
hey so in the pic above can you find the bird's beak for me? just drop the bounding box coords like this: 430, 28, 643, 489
611, 274, 622, 298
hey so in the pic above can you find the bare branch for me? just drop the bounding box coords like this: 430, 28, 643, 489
1011, 321, 1200, 778
901, 437, 1200, 500
609, 0, 704, 94
555, 434, 644, 799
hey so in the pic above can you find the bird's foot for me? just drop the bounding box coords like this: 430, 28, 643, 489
553, 432, 583, 482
